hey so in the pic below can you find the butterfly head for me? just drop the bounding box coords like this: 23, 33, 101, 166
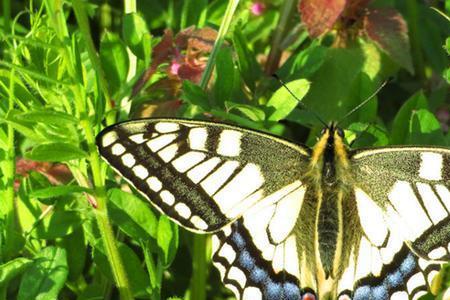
320, 122, 345, 147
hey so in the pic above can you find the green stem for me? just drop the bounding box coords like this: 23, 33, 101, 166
123, 0, 137, 116
43, 0, 133, 298
264, 0, 296, 75
199, 0, 240, 89
72, 0, 115, 125
82, 115, 134, 300
190, 235, 209, 300
406, 0, 425, 81
2, 0, 10, 34
3, 65, 17, 261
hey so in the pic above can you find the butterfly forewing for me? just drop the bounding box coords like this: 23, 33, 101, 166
96, 119, 310, 233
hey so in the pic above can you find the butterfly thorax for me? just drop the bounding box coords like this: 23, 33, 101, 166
300, 125, 360, 299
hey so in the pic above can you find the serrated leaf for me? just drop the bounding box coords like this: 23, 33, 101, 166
108, 188, 158, 241
30, 185, 92, 199
25, 142, 87, 162
364, 8, 413, 73
267, 79, 310, 122
17, 246, 68, 300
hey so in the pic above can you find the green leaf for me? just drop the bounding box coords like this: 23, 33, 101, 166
391, 90, 428, 144
17, 246, 68, 300
14, 110, 78, 125
122, 13, 150, 59
100, 32, 129, 95
267, 79, 310, 122
30, 185, 92, 199
225, 101, 266, 122
180, 0, 208, 28
157, 215, 179, 267
181, 80, 210, 109
213, 47, 235, 106
3, 111, 46, 142
25, 142, 87, 162
0, 257, 33, 286
233, 28, 262, 91
364, 8, 413, 73
278, 44, 328, 80
93, 241, 151, 297
302, 47, 366, 122
108, 188, 158, 241
34, 210, 84, 239
59, 228, 86, 281
409, 109, 446, 145
244, 10, 279, 43
347, 123, 389, 147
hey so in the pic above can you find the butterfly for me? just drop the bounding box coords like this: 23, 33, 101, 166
96, 117, 450, 300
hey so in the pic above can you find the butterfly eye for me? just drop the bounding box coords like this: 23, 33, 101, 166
337, 128, 345, 138
320, 127, 327, 135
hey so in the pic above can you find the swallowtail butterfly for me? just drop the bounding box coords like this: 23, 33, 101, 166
96, 118, 450, 300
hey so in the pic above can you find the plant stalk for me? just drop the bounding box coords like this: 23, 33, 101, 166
265, 0, 296, 74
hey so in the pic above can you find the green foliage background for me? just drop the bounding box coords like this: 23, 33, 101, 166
0, 0, 449, 300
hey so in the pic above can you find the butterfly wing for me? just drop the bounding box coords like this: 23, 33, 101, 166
348, 146, 450, 298
96, 118, 310, 233
212, 179, 306, 300
337, 221, 441, 300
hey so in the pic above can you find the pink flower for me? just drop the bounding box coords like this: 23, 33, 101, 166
169, 60, 181, 75
250, 2, 266, 16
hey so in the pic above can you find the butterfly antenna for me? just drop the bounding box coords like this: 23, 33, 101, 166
337, 80, 388, 126
272, 74, 328, 128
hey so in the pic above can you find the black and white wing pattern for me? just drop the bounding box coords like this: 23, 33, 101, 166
97, 118, 450, 300
348, 147, 450, 299
96, 118, 310, 233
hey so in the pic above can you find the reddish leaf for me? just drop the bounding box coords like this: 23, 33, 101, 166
364, 8, 413, 73
299, 0, 347, 37
132, 27, 216, 97
176, 26, 217, 52
16, 159, 72, 184
343, 0, 372, 19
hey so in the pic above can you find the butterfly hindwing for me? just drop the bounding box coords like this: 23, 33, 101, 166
212, 218, 303, 300
96, 119, 310, 233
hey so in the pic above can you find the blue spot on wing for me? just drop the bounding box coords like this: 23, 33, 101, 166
352, 246, 435, 299
213, 220, 304, 299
